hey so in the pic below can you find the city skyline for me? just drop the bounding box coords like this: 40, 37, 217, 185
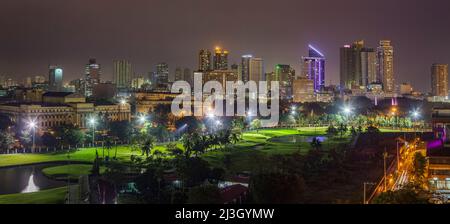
1, 0, 450, 92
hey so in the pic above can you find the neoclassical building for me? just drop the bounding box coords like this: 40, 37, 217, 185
0, 92, 130, 130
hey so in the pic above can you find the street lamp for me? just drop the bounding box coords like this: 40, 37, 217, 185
411, 110, 420, 131
343, 106, 352, 115
88, 117, 97, 147
138, 114, 147, 124
27, 120, 37, 152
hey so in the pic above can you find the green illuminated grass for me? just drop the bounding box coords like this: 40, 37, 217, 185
0, 187, 68, 204
42, 164, 106, 181
0, 145, 172, 168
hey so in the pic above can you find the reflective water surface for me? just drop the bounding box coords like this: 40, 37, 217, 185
0, 164, 66, 195
269, 135, 328, 143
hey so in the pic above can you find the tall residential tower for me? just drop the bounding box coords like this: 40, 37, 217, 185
431, 64, 449, 97
377, 40, 395, 93
302, 45, 325, 92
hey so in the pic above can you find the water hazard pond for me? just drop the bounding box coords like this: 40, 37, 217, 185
0, 163, 68, 195
269, 135, 328, 143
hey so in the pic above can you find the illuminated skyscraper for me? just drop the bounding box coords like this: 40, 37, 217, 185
340, 40, 364, 89
213, 47, 228, 70
48, 65, 63, 92
114, 60, 133, 91
275, 64, 295, 99
302, 45, 325, 92
155, 62, 169, 88
198, 49, 211, 72
377, 40, 395, 93
83, 58, 101, 96
431, 64, 449, 97
183, 68, 192, 86
249, 57, 264, 83
175, 67, 183, 81
241, 55, 253, 82
361, 48, 377, 86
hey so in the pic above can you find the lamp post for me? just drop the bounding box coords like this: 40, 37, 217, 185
383, 149, 388, 192
342, 106, 352, 126
27, 120, 37, 153
89, 117, 97, 148
363, 182, 376, 204
412, 110, 420, 138
119, 99, 127, 121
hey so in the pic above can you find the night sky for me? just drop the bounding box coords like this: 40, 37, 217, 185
1, 0, 450, 92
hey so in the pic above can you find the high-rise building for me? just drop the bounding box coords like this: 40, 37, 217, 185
113, 60, 133, 91
249, 57, 264, 83
400, 83, 413, 95
48, 65, 63, 92
132, 75, 146, 89
361, 48, 377, 86
203, 70, 238, 92
198, 49, 211, 72
175, 67, 183, 81
241, 55, 253, 82
155, 63, 169, 88
183, 68, 192, 86
213, 47, 228, 70
83, 58, 101, 96
377, 40, 395, 93
275, 64, 295, 99
293, 77, 315, 103
431, 64, 449, 97
230, 63, 240, 82
25, 77, 32, 88
340, 40, 364, 89
302, 45, 325, 92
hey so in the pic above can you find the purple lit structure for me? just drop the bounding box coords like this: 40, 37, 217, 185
302, 45, 325, 92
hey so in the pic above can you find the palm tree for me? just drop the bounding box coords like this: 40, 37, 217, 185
181, 134, 194, 159
230, 132, 240, 144
141, 136, 155, 158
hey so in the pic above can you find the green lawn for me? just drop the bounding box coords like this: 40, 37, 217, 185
202, 127, 347, 173
42, 164, 106, 181
0, 145, 171, 168
0, 187, 68, 204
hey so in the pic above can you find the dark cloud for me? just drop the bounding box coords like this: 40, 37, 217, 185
1, 0, 449, 92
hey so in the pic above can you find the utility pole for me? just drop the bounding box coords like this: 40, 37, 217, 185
383, 147, 388, 192
363, 182, 375, 204
397, 140, 400, 171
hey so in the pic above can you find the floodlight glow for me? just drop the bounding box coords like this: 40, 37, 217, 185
28, 120, 37, 129
88, 118, 96, 126
138, 115, 147, 124
343, 106, 352, 115
308, 44, 325, 57
120, 99, 127, 105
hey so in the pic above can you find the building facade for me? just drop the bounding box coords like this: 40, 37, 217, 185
83, 58, 101, 97
0, 92, 130, 130
155, 62, 170, 89
275, 64, 295, 99
213, 47, 229, 70
114, 60, 133, 92
293, 78, 315, 103
431, 64, 449, 97
249, 57, 264, 83
198, 49, 212, 72
377, 40, 395, 93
